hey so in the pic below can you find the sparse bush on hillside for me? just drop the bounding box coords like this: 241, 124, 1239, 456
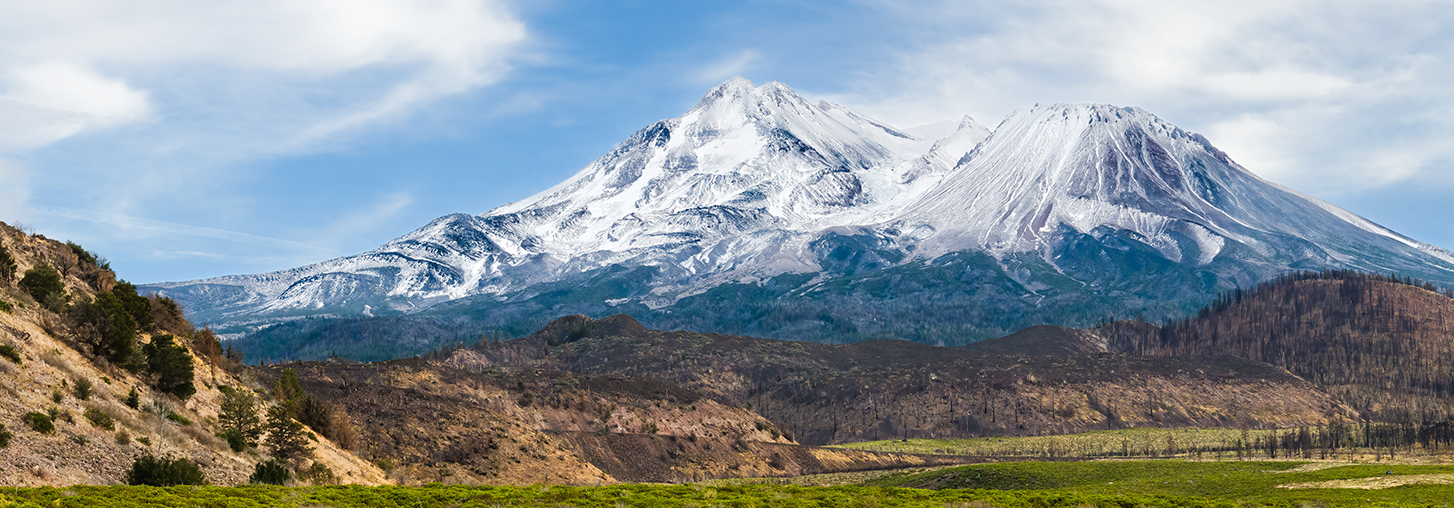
0, 240, 16, 283
0, 300, 11, 314
125, 386, 140, 409
192, 327, 222, 364
19, 264, 65, 309
0, 343, 20, 364
73, 378, 93, 400
23, 412, 54, 434
249, 459, 291, 485
125, 454, 205, 486
299, 462, 337, 485
0, 424, 11, 447
143, 334, 195, 400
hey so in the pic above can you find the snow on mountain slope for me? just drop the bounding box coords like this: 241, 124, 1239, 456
145, 83, 1454, 339
147, 78, 989, 323
893, 103, 1454, 275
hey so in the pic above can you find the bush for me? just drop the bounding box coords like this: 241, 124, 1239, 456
0, 424, 11, 447
222, 429, 247, 452
84, 408, 115, 431
166, 412, 192, 426
299, 462, 337, 485
73, 378, 93, 401
0, 343, 20, 364
22, 412, 54, 434
143, 334, 195, 400
249, 459, 290, 485
126, 454, 205, 486
0, 300, 11, 314
0, 240, 15, 283
115, 430, 131, 445
19, 264, 65, 307
125, 387, 140, 409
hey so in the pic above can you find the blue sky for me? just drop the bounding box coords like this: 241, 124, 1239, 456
3, 0, 1454, 284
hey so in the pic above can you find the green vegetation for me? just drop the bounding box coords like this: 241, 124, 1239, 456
0, 299, 11, 313
0, 423, 11, 448
869, 460, 1454, 506
0, 239, 15, 283
125, 455, 205, 486
0, 342, 20, 364
264, 404, 313, 461
220, 386, 263, 451
84, 408, 116, 431
143, 333, 196, 399
125, 386, 140, 409
250, 459, 291, 485
22, 411, 54, 434
19, 264, 66, 311
73, 377, 93, 400
166, 411, 192, 426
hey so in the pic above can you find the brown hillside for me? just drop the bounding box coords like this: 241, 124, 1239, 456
1098, 271, 1454, 424
262, 357, 967, 484
963, 324, 1109, 355
445, 314, 1354, 446
0, 221, 384, 487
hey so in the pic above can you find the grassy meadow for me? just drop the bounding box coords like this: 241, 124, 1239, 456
6, 460, 1454, 507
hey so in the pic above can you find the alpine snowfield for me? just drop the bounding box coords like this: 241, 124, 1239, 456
145, 78, 1454, 346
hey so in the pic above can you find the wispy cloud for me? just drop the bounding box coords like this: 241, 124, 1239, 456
31, 205, 328, 253
0, 0, 527, 154
830, 0, 1454, 196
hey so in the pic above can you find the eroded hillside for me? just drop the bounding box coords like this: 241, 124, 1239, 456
0, 222, 384, 486
441, 314, 1355, 446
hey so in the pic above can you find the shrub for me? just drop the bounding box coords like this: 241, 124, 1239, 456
73, 378, 93, 401
23, 412, 54, 434
19, 264, 65, 307
0, 343, 20, 364
115, 430, 131, 445
249, 459, 290, 485
0, 240, 15, 283
222, 429, 247, 452
125, 387, 140, 409
126, 454, 205, 486
84, 408, 115, 431
50, 390, 62, 403
0, 300, 11, 314
0, 424, 11, 447
299, 462, 337, 485
144, 334, 195, 400
166, 412, 192, 426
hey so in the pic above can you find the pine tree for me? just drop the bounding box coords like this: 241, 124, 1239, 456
264, 404, 312, 461
143, 334, 195, 400
219, 388, 263, 450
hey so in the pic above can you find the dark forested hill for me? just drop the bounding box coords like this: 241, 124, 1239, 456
1097, 271, 1454, 424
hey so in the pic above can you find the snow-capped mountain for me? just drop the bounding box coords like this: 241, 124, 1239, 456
146, 78, 990, 326
146, 79, 1454, 346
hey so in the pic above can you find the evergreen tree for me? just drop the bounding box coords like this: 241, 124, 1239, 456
143, 334, 196, 400
219, 388, 263, 449
111, 280, 154, 331
264, 404, 312, 461
19, 264, 64, 306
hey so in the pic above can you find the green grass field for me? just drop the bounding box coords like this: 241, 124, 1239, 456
831, 427, 1446, 462
5, 460, 1454, 507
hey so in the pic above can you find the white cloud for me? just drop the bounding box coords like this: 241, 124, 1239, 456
0, 0, 527, 152
833, 0, 1454, 196
692, 50, 761, 86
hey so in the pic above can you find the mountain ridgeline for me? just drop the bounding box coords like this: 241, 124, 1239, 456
148, 77, 1454, 355
1097, 270, 1454, 425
